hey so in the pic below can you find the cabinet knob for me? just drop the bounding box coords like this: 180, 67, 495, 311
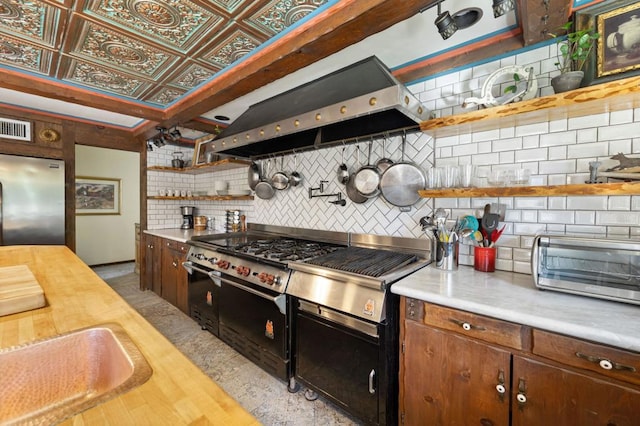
516, 393, 527, 403
495, 384, 506, 394
575, 351, 636, 372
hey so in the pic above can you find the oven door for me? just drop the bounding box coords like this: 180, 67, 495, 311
183, 262, 220, 336
217, 274, 289, 380
295, 299, 381, 425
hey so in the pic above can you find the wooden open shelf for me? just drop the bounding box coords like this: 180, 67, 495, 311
147, 158, 251, 174
420, 76, 640, 138
418, 181, 640, 198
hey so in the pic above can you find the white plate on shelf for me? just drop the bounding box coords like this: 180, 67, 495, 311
216, 190, 229, 196
228, 189, 252, 196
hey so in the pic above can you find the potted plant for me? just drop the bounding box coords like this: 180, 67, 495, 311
549, 21, 600, 93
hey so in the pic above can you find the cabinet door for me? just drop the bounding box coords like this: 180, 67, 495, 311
161, 244, 178, 306
143, 235, 160, 294
401, 320, 511, 426
512, 355, 640, 426
175, 243, 189, 314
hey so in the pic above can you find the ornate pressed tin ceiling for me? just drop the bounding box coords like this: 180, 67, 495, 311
0, 0, 330, 107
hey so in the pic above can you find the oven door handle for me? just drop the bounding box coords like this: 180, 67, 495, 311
369, 369, 376, 394
216, 275, 287, 315
182, 261, 222, 287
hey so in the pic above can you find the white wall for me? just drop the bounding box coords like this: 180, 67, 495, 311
146, 41, 640, 273
76, 145, 140, 266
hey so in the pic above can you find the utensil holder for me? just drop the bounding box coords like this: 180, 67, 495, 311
435, 241, 458, 271
474, 246, 496, 272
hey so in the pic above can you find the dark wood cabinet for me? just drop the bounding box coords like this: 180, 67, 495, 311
160, 239, 189, 314
142, 234, 161, 294
142, 233, 189, 314
512, 356, 640, 426
400, 297, 640, 426
401, 320, 510, 425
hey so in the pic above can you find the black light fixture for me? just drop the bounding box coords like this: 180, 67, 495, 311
169, 126, 182, 140
434, 1, 457, 40
420, 1, 483, 40
492, 0, 515, 18
146, 140, 154, 151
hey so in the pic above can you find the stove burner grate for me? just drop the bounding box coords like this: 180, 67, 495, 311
305, 246, 417, 277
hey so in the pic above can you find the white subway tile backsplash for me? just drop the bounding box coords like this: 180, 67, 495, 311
576, 128, 598, 143
567, 142, 608, 159
538, 210, 574, 224
549, 119, 568, 133
521, 210, 538, 222
540, 130, 577, 147
568, 113, 609, 130
597, 211, 640, 225
539, 159, 575, 174
515, 122, 549, 136
608, 139, 632, 155
608, 196, 631, 211
472, 129, 501, 142
522, 135, 540, 149
514, 197, 548, 210
567, 196, 608, 210
610, 109, 633, 125
514, 223, 546, 234
547, 146, 567, 160
575, 211, 596, 224
493, 138, 522, 152
599, 122, 640, 141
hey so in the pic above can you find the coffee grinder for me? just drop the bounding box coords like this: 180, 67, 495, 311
180, 206, 195, 229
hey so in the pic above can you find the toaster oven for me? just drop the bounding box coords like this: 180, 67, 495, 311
532, 234, 640, 305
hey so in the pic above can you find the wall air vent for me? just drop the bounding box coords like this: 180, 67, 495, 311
0, 118, 32, 142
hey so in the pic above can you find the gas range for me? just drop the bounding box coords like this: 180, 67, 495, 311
186, 226, 349, 292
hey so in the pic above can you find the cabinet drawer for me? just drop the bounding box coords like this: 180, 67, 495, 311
163, 239, 178, 250
421, 303, 528, 350
177, 243, 189, 254
533, 329, 640, 386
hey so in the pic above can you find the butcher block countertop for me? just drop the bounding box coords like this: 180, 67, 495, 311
0, 245, 258, 425
391, 265, 640, 353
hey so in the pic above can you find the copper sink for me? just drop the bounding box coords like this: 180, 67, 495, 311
0, 323, 153, 425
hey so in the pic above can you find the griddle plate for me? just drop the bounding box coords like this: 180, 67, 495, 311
305, 246, 416, 278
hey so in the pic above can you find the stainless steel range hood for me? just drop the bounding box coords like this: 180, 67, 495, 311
209, 56, 430, 158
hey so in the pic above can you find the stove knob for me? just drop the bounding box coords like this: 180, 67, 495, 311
208, 257, 218, 265
241, 267, 251, 277
216, 260, 230, 270
196, 253, 206, 260
273, 275, 282, 286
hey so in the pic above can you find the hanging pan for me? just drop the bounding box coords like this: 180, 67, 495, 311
376, 135, 394, 173
379, 132, 426, 211
354, 140, 381, 198
346, 145, 367, 204
248, 161, 261, 190
255, 160, 275, 200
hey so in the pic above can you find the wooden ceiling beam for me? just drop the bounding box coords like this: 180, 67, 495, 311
163, 0, 433, 126
0, 69, 165, 122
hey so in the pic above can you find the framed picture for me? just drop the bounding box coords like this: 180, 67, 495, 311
193, 137, 218, 166
75, 176, 121, 215
576, 0, 640, 86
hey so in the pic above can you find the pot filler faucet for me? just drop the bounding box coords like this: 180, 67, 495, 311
309, 180, 346, 206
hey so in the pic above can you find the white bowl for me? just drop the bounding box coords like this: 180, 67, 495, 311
228, 189, 251, 196
216, 190, 229, 196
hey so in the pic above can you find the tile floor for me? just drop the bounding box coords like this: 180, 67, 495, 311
93, 262, 362, 426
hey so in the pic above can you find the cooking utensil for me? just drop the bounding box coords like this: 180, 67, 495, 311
346, 145, 367, 204
379, 132, 426, 210
376, 136, 394, 173
248, 161, 261, 190
481, 203, 500, 245
489, 225, 506, 247
460, 215, 479, 231
272, 156, 290, 190
290, 154, 302, 187
354, 140, 381, 198
171, 152, 184, 168
255, 160, 275, 200
337, 147, 349, 185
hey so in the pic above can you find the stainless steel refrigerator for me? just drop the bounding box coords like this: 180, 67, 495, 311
0, 153, 65, 245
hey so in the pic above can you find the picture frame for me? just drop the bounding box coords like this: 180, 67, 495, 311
192, 137, 218, 166
75, 176, 121, 215
576, 0, 640, 86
